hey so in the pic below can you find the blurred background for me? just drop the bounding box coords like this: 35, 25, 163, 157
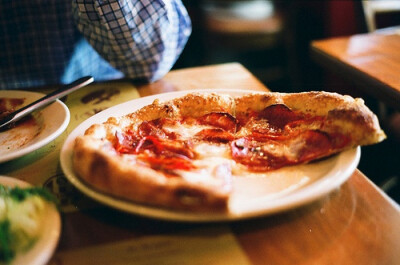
173, 0, 400, 203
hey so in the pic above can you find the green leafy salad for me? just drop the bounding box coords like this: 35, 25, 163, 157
0, 185, 57, 264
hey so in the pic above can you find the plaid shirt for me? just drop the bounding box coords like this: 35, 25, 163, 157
0, 0, 191, 89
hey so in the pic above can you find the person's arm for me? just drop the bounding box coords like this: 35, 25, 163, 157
72, 0, 191, 82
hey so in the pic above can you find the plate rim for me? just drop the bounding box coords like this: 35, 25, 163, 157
0, 176, 61, 265
60, 89, 360, 222
0, 90, 70, 163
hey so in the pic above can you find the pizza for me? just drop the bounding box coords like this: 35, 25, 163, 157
72, 91, 386, 212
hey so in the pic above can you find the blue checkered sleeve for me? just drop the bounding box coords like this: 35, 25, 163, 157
72, 0, 192, 82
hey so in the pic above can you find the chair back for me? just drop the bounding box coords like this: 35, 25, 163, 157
361, 0, 400, 32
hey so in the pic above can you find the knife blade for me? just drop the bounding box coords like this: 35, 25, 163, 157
0, 76, 94, 130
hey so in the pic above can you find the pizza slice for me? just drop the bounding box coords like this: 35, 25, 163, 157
73, 93, 237, 211
231, 92, 386, 172
72, 91, 385, 212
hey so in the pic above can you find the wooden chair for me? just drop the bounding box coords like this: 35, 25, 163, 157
362, 0, 400, 33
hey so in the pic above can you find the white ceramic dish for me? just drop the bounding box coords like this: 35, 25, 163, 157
60, 89, 360, 222
0, 90, 70, 163
0, 176, 61, 265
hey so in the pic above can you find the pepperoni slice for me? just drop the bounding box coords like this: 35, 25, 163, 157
296, 130, 333, 162
196, 112, 237, 133
116, 132, 194, 157
195, 128, 235, 143
115, 132, 197, 173
139, 136, 195, 158
231, 130, 337, 172
258, 104, 302, 130
231, 137, 290, 171
139, 155, 196, 173
137, 119, 177, 139
114, 130, 139, 154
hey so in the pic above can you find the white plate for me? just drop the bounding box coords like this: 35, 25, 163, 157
0, 176, 61, 265
60, 89, 360, 222
0, 90, 70, 163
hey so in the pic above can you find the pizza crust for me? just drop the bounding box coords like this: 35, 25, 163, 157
72, 91, 385, 212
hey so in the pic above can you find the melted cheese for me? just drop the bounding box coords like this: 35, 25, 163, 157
258, 140, 301, 161
163, 122, 232, 188
163, 121, 280, 179
177, 156, 233, 190
194, 142, 230, 158
163, 122, 215, 140
163, 122, 235, 186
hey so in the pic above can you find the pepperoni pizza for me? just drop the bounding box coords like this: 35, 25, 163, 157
72, 92, 386, 212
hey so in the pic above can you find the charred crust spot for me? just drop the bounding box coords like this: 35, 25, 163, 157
260, 94, 274, 102
90, 153, 111, 185
175, 188, 205, 206
162, 104, 173, 114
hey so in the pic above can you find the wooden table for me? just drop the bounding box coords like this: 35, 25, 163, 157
1, 63, 399, 265
311, 33, 400, 110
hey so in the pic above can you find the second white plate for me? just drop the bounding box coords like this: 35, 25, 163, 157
0, 176, 61, 265
0, 90, 70, 163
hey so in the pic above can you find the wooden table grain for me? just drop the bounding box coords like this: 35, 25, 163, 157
49, 63, 399, 265
311, 33, 400, 110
